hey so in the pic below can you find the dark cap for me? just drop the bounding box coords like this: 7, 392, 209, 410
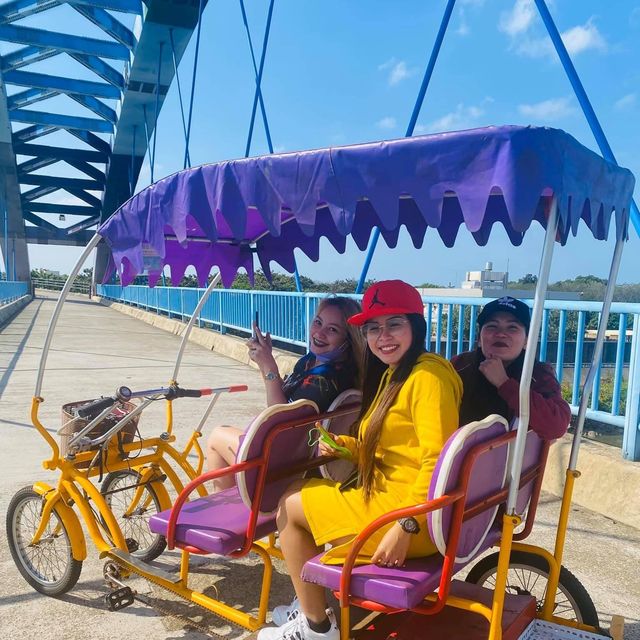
477, 296, 531, 332
348, 280, 423, 326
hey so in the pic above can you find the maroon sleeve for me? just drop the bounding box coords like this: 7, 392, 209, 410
496, 364, 571, 440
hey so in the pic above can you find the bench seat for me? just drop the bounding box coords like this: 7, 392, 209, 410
149, 487, 276, 555
302, 527, 501, 610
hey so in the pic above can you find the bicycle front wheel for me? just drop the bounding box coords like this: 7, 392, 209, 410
466, 550, 599, 627
6, 486, 82, 596
100, 470, 166, 562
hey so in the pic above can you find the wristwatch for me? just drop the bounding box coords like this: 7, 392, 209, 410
263, 371, 279, 381
397, 517, 420, 535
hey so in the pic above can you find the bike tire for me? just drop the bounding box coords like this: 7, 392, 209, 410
100, 470, 166, 561
6, 486, 82, 596
466, 550, 599, 628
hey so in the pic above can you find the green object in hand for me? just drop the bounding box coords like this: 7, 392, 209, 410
308, 423, 352, 458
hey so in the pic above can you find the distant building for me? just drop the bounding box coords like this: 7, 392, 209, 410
416, 262, 580, 301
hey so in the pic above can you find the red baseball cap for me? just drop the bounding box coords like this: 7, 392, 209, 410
348, 280, 424, 326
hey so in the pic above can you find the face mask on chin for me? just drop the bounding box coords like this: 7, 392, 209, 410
309, 340, 349, 363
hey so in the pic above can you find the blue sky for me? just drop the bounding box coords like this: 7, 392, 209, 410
11, 0, 640, 286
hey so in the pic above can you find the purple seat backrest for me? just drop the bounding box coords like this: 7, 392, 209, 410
235, 399, 319, 515
428, 415, 509, 563
319, 389, 361, 483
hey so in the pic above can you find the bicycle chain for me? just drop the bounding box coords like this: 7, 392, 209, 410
105, 560, 251, 639
133, 588, 239, 639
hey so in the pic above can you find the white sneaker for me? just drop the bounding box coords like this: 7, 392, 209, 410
272, 597, 300, 626
258, 608, 338, 640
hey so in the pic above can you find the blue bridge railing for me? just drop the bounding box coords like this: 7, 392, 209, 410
97, 285, 640, 461
0, 280, 29, 306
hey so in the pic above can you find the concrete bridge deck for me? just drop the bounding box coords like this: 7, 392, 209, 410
1, 293, 639, 639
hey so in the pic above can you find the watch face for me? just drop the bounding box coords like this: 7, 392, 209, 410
399, 517, 420, 534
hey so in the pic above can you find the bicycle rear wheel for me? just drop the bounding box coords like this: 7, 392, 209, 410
100, 470, 166, 561
466, 550, 599, 627
7, 486, 82, 596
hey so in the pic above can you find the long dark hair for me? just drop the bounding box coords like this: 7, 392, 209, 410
357, 313, 427, 502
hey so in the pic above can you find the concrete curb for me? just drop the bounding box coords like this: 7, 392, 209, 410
95, 297, 300, 376
542, 434, 640, 530
0, 294, 32, 327
97, 296, 640, 530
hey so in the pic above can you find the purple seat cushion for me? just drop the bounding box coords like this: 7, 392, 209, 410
149, 487, 276, 555
301, 527, 500, 610
428, 415, 509, 563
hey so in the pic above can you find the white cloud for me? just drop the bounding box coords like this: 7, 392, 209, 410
416, 101, 490, 134
614, 93, 637, 110
630, 7, 640, 28
456, 22, 470, 36
518, 97, 576, 121
378, 57, 415, 86
499, 0, 536, 37
562, 19, 606, 55
376, 116, 397, 130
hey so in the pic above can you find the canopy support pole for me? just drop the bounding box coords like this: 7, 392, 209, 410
355, 0, 458, 293
506, 199, 558, 514
534, 0, 640, 237
35, 233, 101, 397
172, 272, 221, 382
568, 233, 626, 466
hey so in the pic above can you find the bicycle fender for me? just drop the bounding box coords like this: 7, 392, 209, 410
32, 482, 87, 562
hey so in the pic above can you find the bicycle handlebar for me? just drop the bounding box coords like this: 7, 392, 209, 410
75, 383, 248, 418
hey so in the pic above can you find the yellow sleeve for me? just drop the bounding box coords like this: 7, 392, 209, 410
400, 367, 461, 508
335, 434, 361, 462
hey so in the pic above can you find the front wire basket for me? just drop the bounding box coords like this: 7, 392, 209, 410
59, 399, 139, 466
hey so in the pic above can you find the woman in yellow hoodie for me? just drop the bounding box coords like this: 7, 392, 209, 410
258, 280, 462, 640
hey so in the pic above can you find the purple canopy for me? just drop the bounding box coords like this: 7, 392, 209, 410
98, 125, 635, 288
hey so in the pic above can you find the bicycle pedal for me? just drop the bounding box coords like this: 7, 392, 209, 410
125, 537, 139, 553
105, 586, 134, 611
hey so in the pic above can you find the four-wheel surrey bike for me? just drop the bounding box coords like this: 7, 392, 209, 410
6, 125, 635, 639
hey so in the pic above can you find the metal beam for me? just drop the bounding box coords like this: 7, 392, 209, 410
0, 0, 60, 25
0, 24, 131, 60
67, 129, 111, 155
25, 225, 94, 245
4, 69, 121, 99
12, 123, 58, 143
64, 187, 101, 207
17, 156, 57, 174
20, 174, 104, 190
21, 185, 58, 201
69, 0, 143, 14
70, 53, 124, 89
72, 5, 135, 49
65, 215, 100, 235
23, 210, 59, 232
23, 202, 98, 216
68, 93, 117, 124
6, 87, 58, 110
14, 142, 108, 163
65, 158, 105, 182
10, 109, 114, 133
1, 45, 58, 72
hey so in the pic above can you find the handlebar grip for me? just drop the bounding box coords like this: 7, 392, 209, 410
76, 396, 116, 419
177, 388, 202, 398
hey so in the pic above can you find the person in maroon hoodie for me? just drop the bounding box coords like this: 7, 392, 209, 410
451, 296, 570, 440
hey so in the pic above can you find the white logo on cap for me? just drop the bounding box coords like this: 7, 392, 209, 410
496, 296, 517, 310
